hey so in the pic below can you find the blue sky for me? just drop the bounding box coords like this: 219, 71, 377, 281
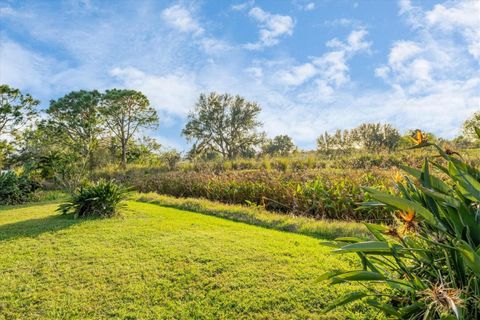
1, 0, 479, 150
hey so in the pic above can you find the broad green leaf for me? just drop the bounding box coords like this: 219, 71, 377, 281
400, 164, 450, 194
330, 270, 386, 284
456, 240, 480, 275
334, 237, 367, 243
365, 299, 401, 317
363, 187, 443, 230
419, 186, 460, 208
364, 223, 389, 242
448, 161, 480, 202
322, 292, 367, 313
333, 241, 392, 254
317, 270, 344, 281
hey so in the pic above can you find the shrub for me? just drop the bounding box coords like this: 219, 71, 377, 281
321, 130, 480, 319
58, 180, 129, 218
0, 171, 38, 205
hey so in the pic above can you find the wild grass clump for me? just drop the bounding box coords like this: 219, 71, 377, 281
0, 171, 38, 205
58, 180, 129, 218
321, 129, 480, 319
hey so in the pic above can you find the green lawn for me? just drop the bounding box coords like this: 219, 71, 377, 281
0, 201, 380, 319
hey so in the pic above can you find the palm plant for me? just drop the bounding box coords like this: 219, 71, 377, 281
321, 128, 480, 319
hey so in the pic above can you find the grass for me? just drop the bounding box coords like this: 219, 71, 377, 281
133, 192, 371, 240
0, 201, 382, 319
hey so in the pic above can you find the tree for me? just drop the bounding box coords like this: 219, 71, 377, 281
350, 123, 400, 151
317, 129, 353, 154
0, 85, 39, 137
462, 111, 480, 143
262, 135, 295, 156
46, 90, 103, 171
182, 92, 263, 159
101, 89, 158, 168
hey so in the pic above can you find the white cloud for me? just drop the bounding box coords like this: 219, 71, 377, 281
277, 28, 370, 87
304, 2, 315, 11
425, 0, 480, 60
245, 7, 294, 50
231, 1, 254, 11
277, 63, 317, 86
109, 67, 200, 117
388, 40, 422, 66
161, 4, 204, 36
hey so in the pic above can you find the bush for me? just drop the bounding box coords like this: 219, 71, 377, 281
0, 171, 38, 205
321, 130, 480, 319
58, 180, 129, 218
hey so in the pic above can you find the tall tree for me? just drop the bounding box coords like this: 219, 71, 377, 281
182, 92, 263, 159
1, 85, 39, 168
46, 90, 103, 171
101, 89, 158, 168
0, 85, 38, 137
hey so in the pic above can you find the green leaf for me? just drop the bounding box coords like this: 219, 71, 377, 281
334, 237, 367, 243
448, 162, 480, 202
333, 241, 392, 254
456, 240, 480, 275
363, 187, 443, 230
419, 186, 460, 208
330, 270, 386, 284
364, 223, 389, 242
317, 270, 344, 281
475, 126, 480, 139
400, 165, 450, 194
322, 292, 367, 313
365, 299, 401, 317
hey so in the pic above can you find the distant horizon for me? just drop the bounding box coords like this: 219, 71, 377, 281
1, 0, 479, 151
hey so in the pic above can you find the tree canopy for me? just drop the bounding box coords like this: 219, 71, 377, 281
101, 89, 158, 168
182, 92, 263, 159
46, 90, 103, 170
262, 135, 296, 156
0, 84, 38, 137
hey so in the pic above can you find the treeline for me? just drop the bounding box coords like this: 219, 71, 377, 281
1, 85, 479, 179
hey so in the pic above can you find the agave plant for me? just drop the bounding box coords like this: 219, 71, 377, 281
321, 128, 480, 319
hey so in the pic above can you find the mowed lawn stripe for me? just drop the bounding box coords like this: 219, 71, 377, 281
0, 201, 379, 319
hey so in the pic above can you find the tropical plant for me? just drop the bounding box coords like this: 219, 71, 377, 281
321, 129, 480, 319
58, 180, 129, 218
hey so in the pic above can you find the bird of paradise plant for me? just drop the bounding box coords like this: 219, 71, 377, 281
321, 128, 480, 319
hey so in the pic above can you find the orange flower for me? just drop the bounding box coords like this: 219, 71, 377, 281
398, 208, 418, 234
393, 172, 404, 184
411, 130, 428, 145
399, 208, 415, 222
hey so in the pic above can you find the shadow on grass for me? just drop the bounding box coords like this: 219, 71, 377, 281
0, 214, 83, 242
